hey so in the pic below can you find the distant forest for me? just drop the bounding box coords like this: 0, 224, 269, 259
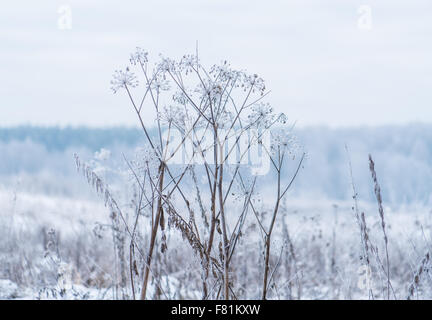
0, 126, 143, 151
1, 124, 432, 205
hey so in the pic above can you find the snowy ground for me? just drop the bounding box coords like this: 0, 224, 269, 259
1, 184, 432, 300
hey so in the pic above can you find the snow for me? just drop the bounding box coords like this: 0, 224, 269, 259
0, 279, 19, 299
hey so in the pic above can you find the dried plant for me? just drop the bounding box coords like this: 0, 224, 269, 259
346, 145, 374, 299
369, 154, 391, 299
76, 48, 305, 300
407, 252, 430, 299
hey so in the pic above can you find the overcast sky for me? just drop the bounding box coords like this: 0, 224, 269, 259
1, 0, 431, 128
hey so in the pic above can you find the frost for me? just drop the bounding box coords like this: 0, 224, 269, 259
129, 47, 149, 66
110, 68, 138, 93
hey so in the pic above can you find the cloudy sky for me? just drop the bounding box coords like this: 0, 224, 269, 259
1, 0, 431, 128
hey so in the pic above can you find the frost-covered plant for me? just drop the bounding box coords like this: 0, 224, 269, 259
111, 49, 305, 300
78, 49, 304, 300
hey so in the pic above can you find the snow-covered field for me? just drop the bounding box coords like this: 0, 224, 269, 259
1, 184, 432, 300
